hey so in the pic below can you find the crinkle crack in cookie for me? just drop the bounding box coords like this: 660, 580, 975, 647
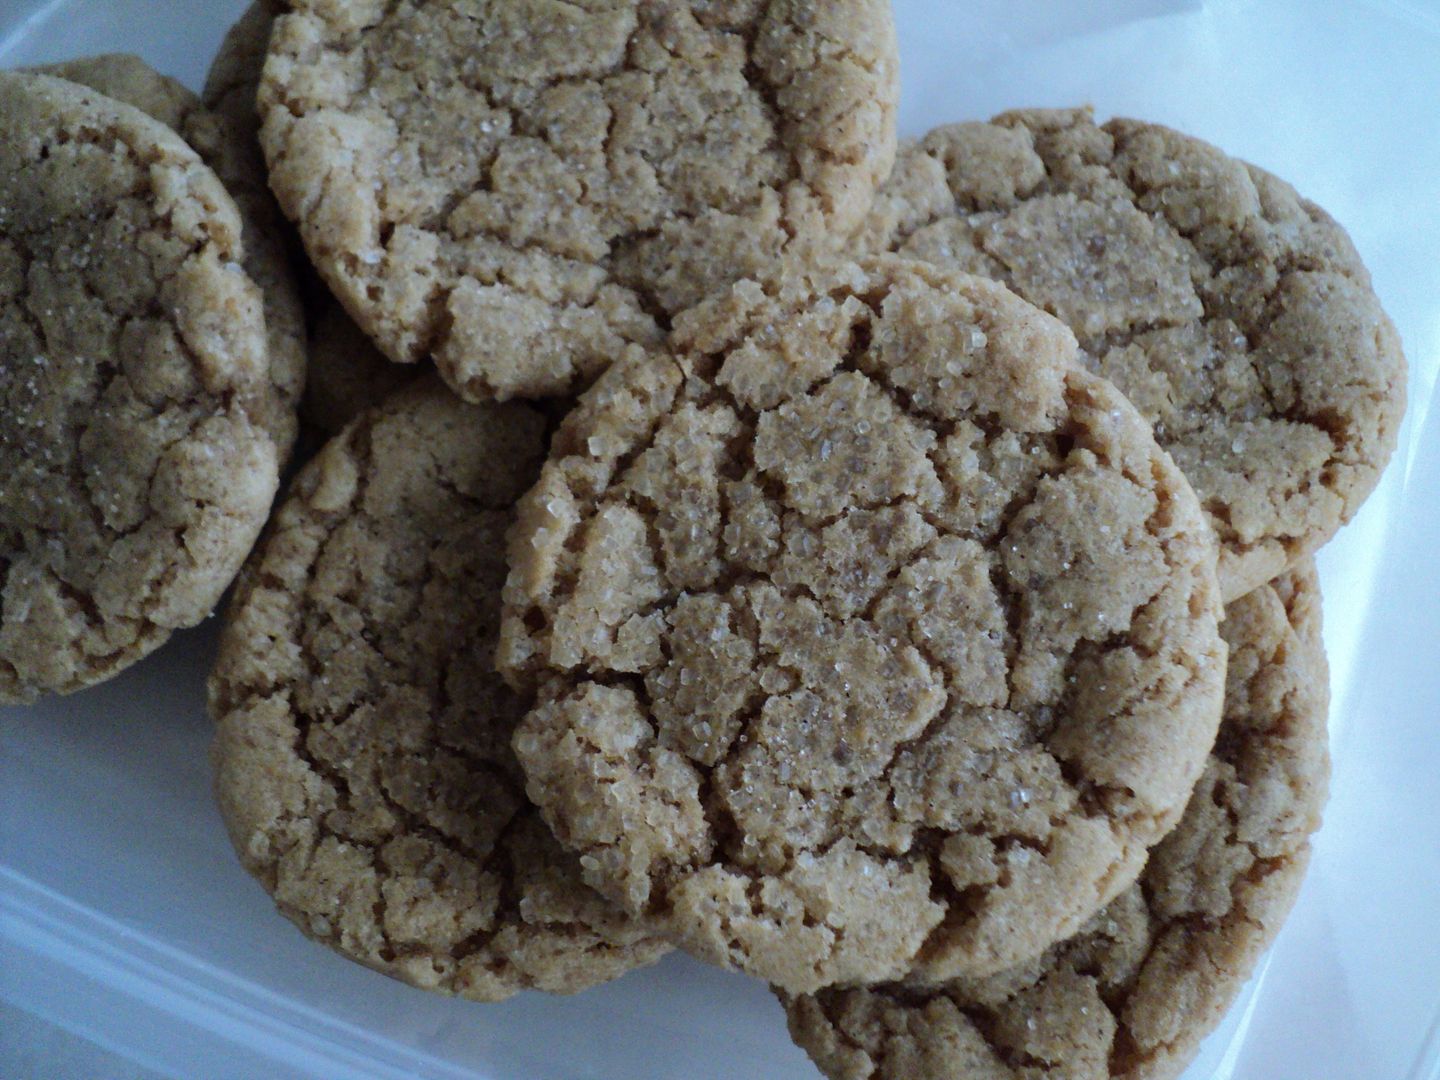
209, 377, 669, 999
205, 6, 417, 438
780, 562, 1330, 1080
258, 0, 899, 402
0, 72, 278, 703
35, 53, 306, 461
499, 258, 1226, 993
858, 107, 1406, 601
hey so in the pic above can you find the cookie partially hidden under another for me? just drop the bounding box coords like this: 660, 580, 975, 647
500, 257, 1226, 994
859, 108, 1406, 600
210, 378, 670, 1000
300, 297, 417, 436
202, 0, 282, 151
202, 7, 413, 439
0, 71, 278, 703
781, 562, 1330, 1080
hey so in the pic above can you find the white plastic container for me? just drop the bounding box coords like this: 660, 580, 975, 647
3, 2, 1439, 1077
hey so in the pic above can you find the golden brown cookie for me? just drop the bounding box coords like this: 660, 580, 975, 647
0, 72, 278, 703
859, 108, 1406, 601
257, 0, 900, 401
300, 297, 417, 436
499, 257, 1225, 993
36, 53, 306, 461
209, 377, 669, 1000
204, 6, 408, 439
781, 561, 1330, 1080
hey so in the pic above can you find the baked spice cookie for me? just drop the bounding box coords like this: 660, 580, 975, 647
301, 297, 417, 436
0, 72, 278, 703
499, 258, 1226, 994
857, 108, 1406, 601
36, 53, 306, 460
206, 3, 338, 318
780, 562, 1330, 1080
209, 378, 670, 999
257, 0, 899, 402
207, 6, 418, 438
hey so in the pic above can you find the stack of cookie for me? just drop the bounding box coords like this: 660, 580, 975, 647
0, 2, 1406, 1077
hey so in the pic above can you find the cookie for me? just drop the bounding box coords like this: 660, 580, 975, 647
858, 108, 1406, 601
0, 72, 278, 703
202, 0, 282, 149
209, 377, 670, 1000
204, 8, 404, 438
499, 257, 1226, 993
780, 561, 1330, 1080
36, 53, 306, 460
300, 298, 417, 436
257, 0, 900, 401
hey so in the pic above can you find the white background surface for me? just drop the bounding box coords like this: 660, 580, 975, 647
2, 1, 1438, 1078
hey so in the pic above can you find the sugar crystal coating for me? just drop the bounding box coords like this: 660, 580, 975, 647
501, 258, 1225, 993
258, 0, 899, 400
36, 52, 306, 461
859, 108, 1406, 600
781, 562, 1330, 1080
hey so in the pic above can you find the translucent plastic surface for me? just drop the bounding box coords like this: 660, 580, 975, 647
2, 2, 1438, 1077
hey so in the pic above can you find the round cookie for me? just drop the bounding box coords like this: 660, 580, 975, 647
301, 298, 417, 436
257, 0, 900, 401
858, 108, 1406, 601
0, 72, 278, 703
780, 561, 1330, 1080
499, 257, 1226, 993
209, 377, 670, 1000
37, 53, 306, 461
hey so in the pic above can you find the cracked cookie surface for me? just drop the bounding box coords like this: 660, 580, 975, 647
209, 377, 669, 999
37, 52, 306, 461
780, 561, 1329, 1080
203, 9, 415, 439
257, 0, 899, 401
858, 108, 1406, 601
499, 257, 1225, 993
0, 71, 278, 703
